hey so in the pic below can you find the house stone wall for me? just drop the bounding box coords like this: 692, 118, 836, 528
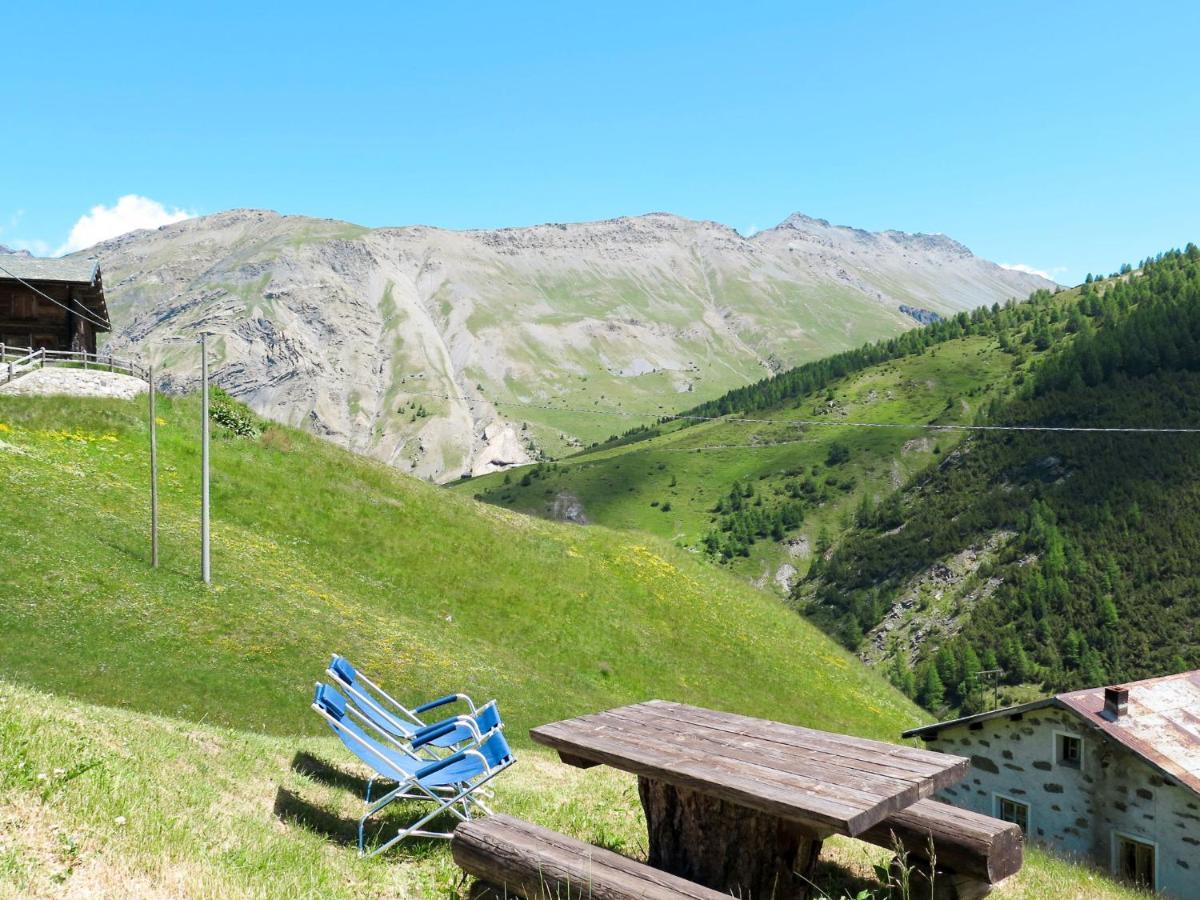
924, 706, 1199, 897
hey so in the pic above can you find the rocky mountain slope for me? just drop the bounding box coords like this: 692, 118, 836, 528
91, 209, 1051, 480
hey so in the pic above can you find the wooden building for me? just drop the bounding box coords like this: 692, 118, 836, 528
0, 256, 110, 353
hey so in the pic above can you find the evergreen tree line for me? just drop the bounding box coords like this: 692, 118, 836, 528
1033, 245, 1200, 396
673, 291, 1061, 422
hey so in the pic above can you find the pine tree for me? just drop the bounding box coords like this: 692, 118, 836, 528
1099, 594, 1120, 629
890, 655, 916, 697
962, 644, 982, 692
921, 664, 945, 710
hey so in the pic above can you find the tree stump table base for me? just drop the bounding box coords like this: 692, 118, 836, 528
639, 777, 825, 900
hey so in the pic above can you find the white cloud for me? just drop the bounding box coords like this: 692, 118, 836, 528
55, 195, 194, 255
1000, 262, 1059, 281
739, 224, 760, 237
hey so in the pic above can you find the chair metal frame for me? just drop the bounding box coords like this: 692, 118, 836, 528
311, 683, 516, 857
326, 655, 479, 754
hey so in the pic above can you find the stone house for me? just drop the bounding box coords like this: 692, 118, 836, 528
904, 670, 1200, 897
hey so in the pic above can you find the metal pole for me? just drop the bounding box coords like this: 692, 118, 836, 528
149, 365, 159, 569
200, 335, 211, 584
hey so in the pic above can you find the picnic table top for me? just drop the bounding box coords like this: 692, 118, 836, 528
530, 700, 969, 836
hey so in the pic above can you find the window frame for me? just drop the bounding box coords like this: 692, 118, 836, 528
1053, 729, 1084, 770
1112, 830, 1157, 891
993, 793, 1030, 834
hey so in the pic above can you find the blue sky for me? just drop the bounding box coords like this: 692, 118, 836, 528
2, 1, 1197, 282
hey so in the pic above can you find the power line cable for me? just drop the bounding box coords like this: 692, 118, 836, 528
399, 388, 1200, 435
0, 260, 113, 331
640, 438, 816, 452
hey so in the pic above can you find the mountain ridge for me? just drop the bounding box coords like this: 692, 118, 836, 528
86, 207, 1052, 480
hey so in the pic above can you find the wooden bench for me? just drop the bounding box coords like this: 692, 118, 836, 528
452, 814, 730, 900
860, 798, 1023, 898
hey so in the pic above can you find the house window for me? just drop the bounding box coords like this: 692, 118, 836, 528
994, 795, 1029, 833
1056, 732, 1083, 769
1115, 834, 1156, 890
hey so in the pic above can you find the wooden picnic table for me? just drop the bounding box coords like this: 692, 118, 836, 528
531, 700, 970, 899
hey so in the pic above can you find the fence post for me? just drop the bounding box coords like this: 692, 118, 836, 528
40, 348, 45, 369
149, 365, 159, 569
200, 335, 211, 585
1, 343, 5, 363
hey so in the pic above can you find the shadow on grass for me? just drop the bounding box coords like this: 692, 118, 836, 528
274, 787, 361, 847
291, 750, 372, 795
274, 785, 464, 858
464, 880, 514, 900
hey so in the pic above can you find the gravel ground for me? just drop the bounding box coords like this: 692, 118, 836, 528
0, 367, 148, 399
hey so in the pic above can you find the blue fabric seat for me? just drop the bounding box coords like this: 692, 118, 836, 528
326, 654, 484, 752
311, 683, 515, 856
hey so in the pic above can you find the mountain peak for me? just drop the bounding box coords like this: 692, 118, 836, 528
766, 212, 974, 257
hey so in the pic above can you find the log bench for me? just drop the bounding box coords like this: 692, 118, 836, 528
452, 814, 730, 900
860, 798, 1023, 899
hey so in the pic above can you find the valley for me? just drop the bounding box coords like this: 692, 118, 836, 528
0, 389, 1146, 898
462, 248, 1200, 720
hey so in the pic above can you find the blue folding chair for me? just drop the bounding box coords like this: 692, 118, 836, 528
311, 683, 515, 857
326, 654, 481, 753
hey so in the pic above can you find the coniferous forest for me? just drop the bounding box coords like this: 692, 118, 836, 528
803, 247, 1200, 711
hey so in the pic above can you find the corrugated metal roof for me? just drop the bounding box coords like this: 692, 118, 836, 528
1058, 670, 1200, 795
0, 255, 99, 285
905, 669, 1200, 797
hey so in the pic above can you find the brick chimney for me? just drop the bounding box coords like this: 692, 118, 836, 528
1103, 685, 1129, 720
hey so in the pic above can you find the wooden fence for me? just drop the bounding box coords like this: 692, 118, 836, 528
0, 344, 150, 384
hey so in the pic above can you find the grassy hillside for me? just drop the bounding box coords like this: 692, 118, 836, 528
0, 680, 1144, 898
0, 392, 920, 741
458, 248, 1200, 716
455, 314, 1054, 592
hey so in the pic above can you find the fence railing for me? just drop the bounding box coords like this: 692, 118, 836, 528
0, 344, 149, 384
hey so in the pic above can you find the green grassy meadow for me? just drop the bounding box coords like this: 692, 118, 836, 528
0, 392, 1146, 896
0, 393, 920, 741
456, 335, 1027, 588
